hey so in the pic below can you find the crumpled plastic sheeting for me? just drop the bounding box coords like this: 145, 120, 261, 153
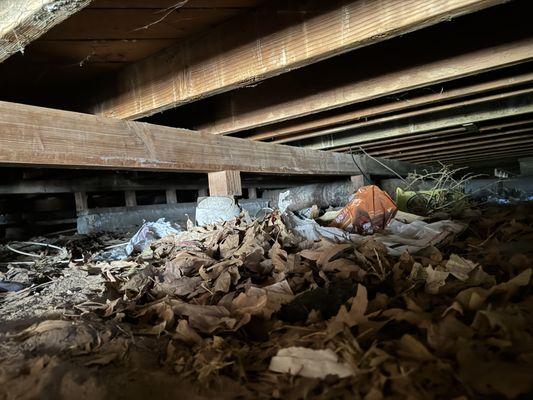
283, 212, 352, 243
195, 196, 242, 226
377, 219, 466, 256
284, 212, 465, 256
125, 218, 182, 256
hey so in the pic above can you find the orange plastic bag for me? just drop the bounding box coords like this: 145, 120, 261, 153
329, 185, 398, 234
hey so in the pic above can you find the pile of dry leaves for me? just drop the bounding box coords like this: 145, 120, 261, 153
0, 204, 532, 399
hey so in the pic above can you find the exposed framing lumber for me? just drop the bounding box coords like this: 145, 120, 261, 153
86, 0, 505, 120
74, 191, 88, 213
0, 175, 351, 194
396, 140, 533, 162
251, 71, 533, 142
165, 189, 177, 204
125, 190, 137, 207
333, 119, 533, 153
274, 87, 533, 144
382, 132, 533, 160
0, 0, 91, 62
208, 170, 242, 197
301, 92, 533, 150
0, 100, 412, 177
415, 147, 533, 165
196, 37, 533, 136
369, 127, 533, 157
351, 119, 533, 152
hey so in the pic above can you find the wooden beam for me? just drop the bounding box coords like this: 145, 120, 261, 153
301, 91, 533, 150
208, 170, 242, 197
333, 119, 533, 152
0, 0, 91, 62
368, 127, 533, 157
86, 0, 505, 119
196, 38, 533, 136
274, 87, 533, 144
395, 138, 533, 162
0, 100, 377, 176
0, 175, 347, 194
250, 71, 533, 142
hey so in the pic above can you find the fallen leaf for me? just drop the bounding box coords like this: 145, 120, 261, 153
445, 254, 478, 281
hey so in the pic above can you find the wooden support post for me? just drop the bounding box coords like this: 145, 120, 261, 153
208, 170, 242, 197
248, 187, 257, 199
351, 175, 366, 190
166, 189, 177, 204
74, 192, 88, 214
125, 190, 137, 207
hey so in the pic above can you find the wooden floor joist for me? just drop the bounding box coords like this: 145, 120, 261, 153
0, 0, 92, 62
0, 100, 413, 177
250, 71, 533, 142
300, 91, 533, 150
195, 38, 533, 136
85, 0, 505, 120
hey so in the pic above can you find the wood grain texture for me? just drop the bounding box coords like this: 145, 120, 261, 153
249, 71, 533, 142
88, 0, 263, 9
197, 37, 533, 136
0, 100, 365, 176
208, 170, 242, 196
0, 0, 91, 62
86, 0, 505, 119
301, 91, 533, 150
273, 87, 533, 144
41, 8, 238, 40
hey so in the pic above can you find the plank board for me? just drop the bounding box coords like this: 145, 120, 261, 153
196, 37, 533, 135
301, 91, 533, 150
0, 100, 374, 176
0, 0, 91, 62
41, 8, 239, 40
249, 71, 533, 142
85, 0, 505, 119
88, 0, 263, 8
208, 170, 242, 196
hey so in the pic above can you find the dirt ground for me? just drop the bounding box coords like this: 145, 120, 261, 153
0, 204, 532, 400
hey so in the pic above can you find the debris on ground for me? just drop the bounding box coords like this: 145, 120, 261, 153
330, 185, 397, 234
397, 164, 481, 217
0, 201, 532, 399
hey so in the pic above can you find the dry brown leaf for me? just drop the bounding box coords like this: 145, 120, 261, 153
174, 319, 203, 344
397, 334, 435, 361
425, 265, 449, 294
219, 233, 240, 258
445, 254, 478, 281
328, 284, 368, 338
457, 346, 533, 398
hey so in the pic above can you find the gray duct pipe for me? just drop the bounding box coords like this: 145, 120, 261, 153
77, 199, 269, 234
261, 180, 358, 212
